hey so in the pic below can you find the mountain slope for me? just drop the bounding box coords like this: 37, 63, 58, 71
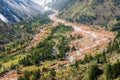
0, 0, 120, 80
0, 0, 43, 23
32, 0, 73, 11
0, 20, 19, 45
46, 0, 73, 10
59, 0, 120, 27
0, 0, 73, 46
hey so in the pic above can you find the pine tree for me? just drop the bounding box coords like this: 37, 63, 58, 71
0, 63, 2, 69
34, 70, 41, 80
17, 76, 24, 80
88, 64, 102, 80
50, 69, 56, 80
117, 60, 120, 76
101, 52, 107, 63
105, 64, 112, 80
112, 63, 117, 78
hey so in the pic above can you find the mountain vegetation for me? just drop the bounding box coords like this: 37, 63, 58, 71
0, 15, 50, 55
0, 19, 119, 80
0, 0, 120, 80
16, 1, 120, 80
47, 0, 74, 10
0, 21, 19, 45
19, 23, 119, 80
59, 0, 120, 28
19, 24, 73, 66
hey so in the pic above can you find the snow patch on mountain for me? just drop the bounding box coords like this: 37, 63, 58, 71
0, 0, 44, 23
32, 0, 54, 6
0, 13, 9, 23
32, 0, 72, 11
13, 15, 21, 22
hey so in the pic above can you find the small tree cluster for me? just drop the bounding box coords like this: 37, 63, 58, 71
88, 64, 103, 80
57, 40, 70, 60
106, 61, 120, 80
50, 69, 56, 80
19, 38, 55, 66
95, 52, 107, 64
81, 54, 93, 64
18, 70, 40, 80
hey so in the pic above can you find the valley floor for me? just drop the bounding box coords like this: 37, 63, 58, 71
50, 12, 114, 63
0, 12, 115, 80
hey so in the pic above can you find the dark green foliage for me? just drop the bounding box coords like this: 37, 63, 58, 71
71, 60, 79, 68
78, 54, 93, 64
107, 39, 119, 53
113, 0, 120, 6
59, 0, 120, 27
69, 34, 82, 40
105, 64, 112, 80
88, 64, 103, 80
18, 70, 41, 80
73, 50, 107, 66
105, 61, 120, 80
0, 39, 30, 55
0, 15, 50, 56
34, 70, 41, 79
116, 16, 120, 21
95, 52, 107, 63
75, 14, 96, 25
19, 56, 32, 66
0, 63, 2, 68
0, 54, 16, 63
108, 18, 120, 53
83, 54, 93, 64
14, 15, 50, 35
50, 69, 56, 80
0, 22, 19, 45
10, 63, 17, 70
19, 24, 73, 66
48, 0, 74, 10
51, 24, 73, 60
19, 39, 55, 66
51, 23, 73, 35
57, 40, 70, 60
17, 76, 24, 80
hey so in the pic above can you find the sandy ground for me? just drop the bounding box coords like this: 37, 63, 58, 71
0, 71, 23, 80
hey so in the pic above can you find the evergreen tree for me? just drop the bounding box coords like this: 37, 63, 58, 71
0, 63, 2, 69
34, 70, 41, 80
17, 76, 25, 80
105, 64, 112, 80
116, 60, 120, 76
88, 64, 102, 80
50, 69, 56, 80
102, 52, 107, 63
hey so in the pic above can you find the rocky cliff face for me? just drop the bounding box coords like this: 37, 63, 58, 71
0, 0, 73, 23
0, 0, 43, 23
